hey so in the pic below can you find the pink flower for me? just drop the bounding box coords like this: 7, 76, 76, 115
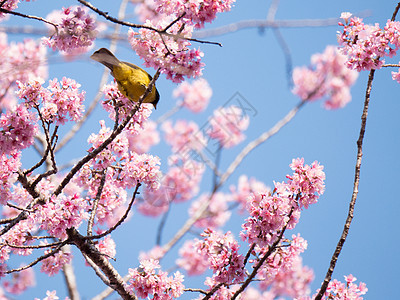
292, 46, 358, 109
37, 194, 89, 239
195, 229, 245, 284
17, 77, 85, 125
317, 275, 368, 299
162, 119, 207, 153
230, 175, 270, 213
176, 240, 209, 276
117, 152, 161, 191
96, 236, 116, 259
0, 152, 21, 205
43, 6, 99, 54
173, 78, 212, 112
128, 19, 204, 83
0, 104, 38, 155
190, 193, 231, 229
0, 35, 47, 110
127, 120, 160, 154
153, 0, 235, 29
3, 267, 35, 295
40, 249, 72, 276
241, 159, 325, 247
207, 105, 250, 148
338, 15, 400, 76
127, 259, 184, 299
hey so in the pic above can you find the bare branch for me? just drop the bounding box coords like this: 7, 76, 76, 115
0, 8, 58, 32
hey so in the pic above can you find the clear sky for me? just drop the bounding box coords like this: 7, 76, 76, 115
4, 0, 400, 299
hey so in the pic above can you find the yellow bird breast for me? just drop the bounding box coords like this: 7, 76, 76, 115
112, 62, 157, 104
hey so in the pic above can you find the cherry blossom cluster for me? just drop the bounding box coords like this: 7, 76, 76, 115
138, 158, 204, 216
83, 121, 162, 192
36, 194, 89, 239
299, 275, 368, 300
0, 0, 20, 18
0, 152, 20, 205
338, 13, 400, 71
3, 267, 35, 295
161, 120, 207, 153
151, 0, 236, 29
0, 33, 47, 110
16, 77, 85, 125
255, 234, 313, 298
43, 6, 99, 54
207, 105, 250, 148
0, 104, 38, 155
292, 45, 358, 109
319, 274, 367, 300
128, 20, 204, 83
176, 239, 209, 275
230, 175, 270, 213
126, 120, 160, 154
127, 259, 184, 299
173, 78, 212, 113
189, 192, 231, 228
241, 158, 325, 247
40, 249, 72, 276
195, 228, 245, 284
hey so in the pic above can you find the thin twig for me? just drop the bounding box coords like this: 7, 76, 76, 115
0, 8, 58, 32
156, 205, 171, 246
6, 242, 66, 274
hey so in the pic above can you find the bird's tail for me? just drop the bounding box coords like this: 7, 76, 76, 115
90, 48, 120, 70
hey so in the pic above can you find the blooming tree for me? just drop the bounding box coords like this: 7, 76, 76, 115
0, 0, 398, 299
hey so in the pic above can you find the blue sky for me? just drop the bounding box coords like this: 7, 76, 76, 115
4, 0, 400, 299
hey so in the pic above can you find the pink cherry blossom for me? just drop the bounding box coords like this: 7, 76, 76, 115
0, 34, 47, 110
127, 120, 160, 154
43, 6, 99, 54
3, 267, 35, 295
338, 15, 400, 78
292, 46, 358, 109
313, 275, 368, 300
176, 240, 209, 276
241, 159, 325, 247
152, 0, 236, 29
36, 194, 89, 239
16, 77, 85, 125
0, 104, 38, 155
128, 19, 204, 83
127, 259, 184, 299
207, 105, 250, 148
190, 193, 231, 229
173, 78, 212, 113
96, 236, 116, 259
195, 228, 245, 284
0, 152, 21, 205
40, 249, 72, 276
162, 119, 207, 153
230, 175, 270, 213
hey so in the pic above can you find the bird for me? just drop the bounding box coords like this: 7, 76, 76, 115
90, 48, 160, 109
